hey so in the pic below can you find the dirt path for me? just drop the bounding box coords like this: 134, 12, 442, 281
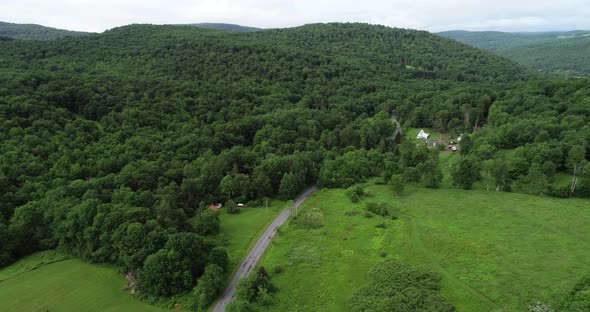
213, 186, 318, 312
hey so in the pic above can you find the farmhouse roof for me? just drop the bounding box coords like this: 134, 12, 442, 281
417, 129, 430, 139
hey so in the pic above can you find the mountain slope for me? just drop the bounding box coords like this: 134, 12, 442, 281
0, 21, 531, 225
0, 21, 92, 40
439, 30, 590, 75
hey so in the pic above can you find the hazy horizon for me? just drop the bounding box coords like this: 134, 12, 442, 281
1, 19, 589, 35
1, 0, 589, 33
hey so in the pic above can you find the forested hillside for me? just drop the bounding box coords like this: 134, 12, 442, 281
466, 79, 590, 197
439, 30, 590, 75
0, 21, 91, 40
0, 22, 588, 308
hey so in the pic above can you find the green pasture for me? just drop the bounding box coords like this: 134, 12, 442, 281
0, 251, 165, 312
259, 183, 590, 311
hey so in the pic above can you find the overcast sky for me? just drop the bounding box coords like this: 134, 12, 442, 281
1, 0, 589, 33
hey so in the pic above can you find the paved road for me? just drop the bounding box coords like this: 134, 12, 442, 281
213, 185, 318, 312
391, 112, 401, 140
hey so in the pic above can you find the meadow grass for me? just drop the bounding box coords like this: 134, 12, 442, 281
259, 183, 590, 312
0, 250, 68, 283
0, 252, 165, 312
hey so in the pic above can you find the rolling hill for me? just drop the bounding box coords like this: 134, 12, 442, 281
0, 21, 92, 40
439, 30, 590, 75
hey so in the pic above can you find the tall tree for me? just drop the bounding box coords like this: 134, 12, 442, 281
279, 172, 300, 200
451, 156, 482, 190
389, 174, 405, 195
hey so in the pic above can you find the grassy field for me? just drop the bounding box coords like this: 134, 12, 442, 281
0, 251, 165, 312
259, 183, 590, 311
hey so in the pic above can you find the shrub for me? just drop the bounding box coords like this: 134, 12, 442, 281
403, 167, 421, 183
389, 174, 405, 195
208, 247, 229, 272
558, 275, 590, 311
194, 209, 220, 236
345, 185, 365, 203
226, 199, 240, 214
226, 300, 255, 312
234, 266, 276, 307
349, 260, 455, 312
365, 202, 391, 218
295, 208, 324, 229
273, 265, 284, 274
189, 264, 224, 311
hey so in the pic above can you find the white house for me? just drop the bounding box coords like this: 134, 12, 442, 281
416, 129, 430, 140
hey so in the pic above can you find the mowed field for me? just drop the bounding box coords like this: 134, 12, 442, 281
259, 183, 590, 311
0, 251, 165, 312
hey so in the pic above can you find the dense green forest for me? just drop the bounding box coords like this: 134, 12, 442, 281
0, 21, 91, 40
439, 30, 590, 76
0, 22, 589, 310
465, 79, 590, 196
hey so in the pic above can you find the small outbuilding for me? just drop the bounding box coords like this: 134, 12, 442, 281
209, 203, 223, 211
417, 129, 430, 140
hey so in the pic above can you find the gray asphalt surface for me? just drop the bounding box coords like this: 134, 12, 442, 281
213, 185, 318, 312
391, 112, 401, 139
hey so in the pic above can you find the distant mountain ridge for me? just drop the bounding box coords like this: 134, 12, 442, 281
0, 21, 262, 40
438, 30, 590, 76
183, 23, 262, 32
0, 21, 92, 40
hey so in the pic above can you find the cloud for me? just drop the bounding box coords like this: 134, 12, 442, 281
0, 0, 588, 32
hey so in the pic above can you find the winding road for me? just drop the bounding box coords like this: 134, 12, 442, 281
213, 185, 318, 312
391, 111, 401, 140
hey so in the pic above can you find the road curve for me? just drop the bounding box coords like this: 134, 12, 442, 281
213, 185, 318, 312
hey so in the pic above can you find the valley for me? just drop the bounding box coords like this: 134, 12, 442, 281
0, 18, 588, 312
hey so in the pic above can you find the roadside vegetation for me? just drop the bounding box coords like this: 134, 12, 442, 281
214, 202, 284, 274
